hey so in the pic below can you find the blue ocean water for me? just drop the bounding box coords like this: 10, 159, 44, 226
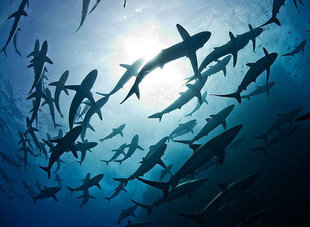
0, 0, 310, 226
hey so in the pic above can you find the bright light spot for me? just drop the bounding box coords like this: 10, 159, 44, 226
115, 22, 191, 107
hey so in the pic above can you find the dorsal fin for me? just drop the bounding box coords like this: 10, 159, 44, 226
120, 64, 131, 69
229, 32, 235, 41
176, 24, 191, 41
248, 24, 254, 31
263, 48, 269, 56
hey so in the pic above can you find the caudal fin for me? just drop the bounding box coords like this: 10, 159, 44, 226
39, 165, 51, 179
121, 84, 140, 104
130, 199, 153, 216
66, 186, 75, 194
148, 112, 163, 122
1, 47, 8, 57
261, 16, 281, 27
212, 91, 241, 103
101, 160, 110, 165
179, 213, 204, 227
137, 177, 170, 198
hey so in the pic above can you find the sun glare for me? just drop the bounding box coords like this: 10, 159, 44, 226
116, 22, 190, 107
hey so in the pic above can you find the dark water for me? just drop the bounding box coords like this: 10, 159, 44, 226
0, 0, 310, 226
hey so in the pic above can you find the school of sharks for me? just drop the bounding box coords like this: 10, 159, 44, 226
0, 0, 310, 226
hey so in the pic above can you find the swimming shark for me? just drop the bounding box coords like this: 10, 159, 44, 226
27, 40, 53, 95
213, 48, 277, 103
104, 182, 127, 201
132, 177, 208, 216
260, 0, 300, 27
17, 131, 35, 169
75, 141, 98, 165
24, 117, 42, 153
67, 173, 104, 194
185, 91, 208, 117
77, 189, 96, 207
1, 0, 29, 56
159, 164, 173, 181
65, 69, 102, 129
114, 134, 144, 165
241, 81, 276, 100
149, 56, 232, 121
100, 124, 126, 142
100, 58, 144, 96
117, 205, 137, 226
49, 70, 69, 118
54, 174, 63, 187
114, 144, 167, 185
175, 105, 234, 145
75, 0, 91, 32
282, 40, 307, 56
180, 171, 261, 227
199, 25, 263, 71
101, 143, 127, 165
254, 106, 302, 142
40, 126, 83, 179
29, 186, 61, 204
76, 102, 90, 121
138, 125, 242, 197
168, 120, 197, 141
42, 87, 61, 128
0, 150, 22, 169
76, 94, 110, 141
121, 24, 211, 103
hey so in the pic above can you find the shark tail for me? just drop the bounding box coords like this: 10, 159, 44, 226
130, 199, 153, 216
252, 145, 267, 154
113, 178, 129, 187
253, 133, 268, 143
148, 112, 163, 122
137, 177, 170, 198
66, 186, 75, 194
1, 47, 8, 57
121, 84, 140, 104
179, 213, 204, 227
104, 197, 112, 201
261, 16, 281, 27
28, 192, 36, 204
39, 165, 51, 179
212, 91, 241, 103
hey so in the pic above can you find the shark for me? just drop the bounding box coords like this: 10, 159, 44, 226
104, 182, 127, 201
65, 69, 102, 129
295, 112, 310, 122
89, 0, 102, 14
199, 25, 263, 72
49, 70, 69, 118
260, 0, 300, 27
117, 205, 137, 226
77, 189, 96, 207
13, 28, 22, 57
100, 58, 144, 96
67, 173, 104, 194
132, 177, 208, 216
114, 144, 167, 185
180, 171, 261, 227
121, 24, 211, 103
185, 91, 208, 117
42, 87, 61, 128
282, 40, 307, 56
149, 56, 232, 121
168, 119, 197, 141
75, 140, 98, 165
40, 126, 83, 179
29, 186, 61, 204
114, 134, 144, 165
100, 124, 126, 142
175, 105, 234, 145
0, 150, 22, 169
213, 48, 277, 103
1, 0, 29, 56
101, 143, 127, 165
138, 125, 242, 197
24, 117, 42, 153
241, 81, 276, 100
